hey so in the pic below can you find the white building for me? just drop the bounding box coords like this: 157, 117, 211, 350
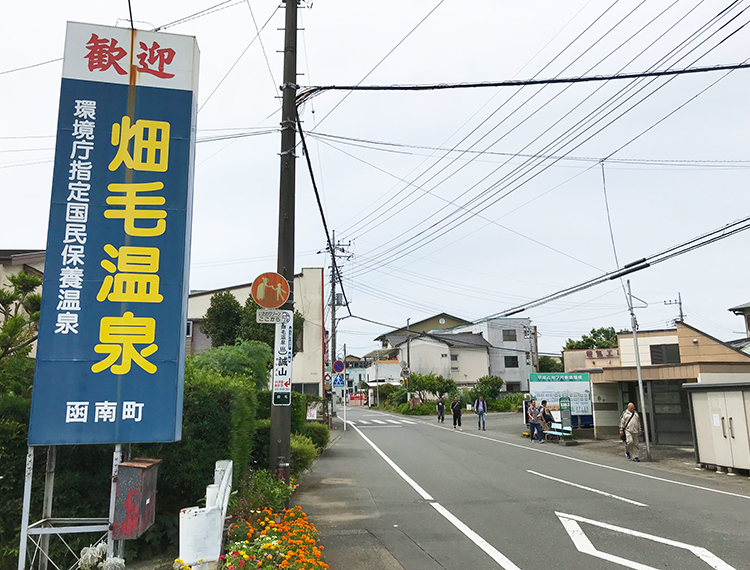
436, 317, 538, 391
187, 267, 325, 396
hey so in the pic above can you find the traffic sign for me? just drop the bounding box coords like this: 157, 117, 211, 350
333, 360, 345, 373
332, 373, 345, 388
256, 309, 289, 324
252, 272, 290, 309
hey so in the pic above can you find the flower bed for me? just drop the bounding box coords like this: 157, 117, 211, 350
223, 506, 328, 569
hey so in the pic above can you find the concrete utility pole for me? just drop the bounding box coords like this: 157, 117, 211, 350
269, 0, 298, 483
329, 230, 337, 372
664, 292, 684, 322
627, 280, 652, 462
406, 318, 411, 401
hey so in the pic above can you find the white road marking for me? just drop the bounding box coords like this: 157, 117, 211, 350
349, 423, 523, 569
371, 419, 387, 425
358, 420, 370, 424
431, 503, 522, 570
423, 422, 750, 501
386, 420, 402, 424
527, 470, 648, 507
400, 419, 416, 424
557, 512, 736, 570
348, 424, 433, 500
347, 420, 400, 429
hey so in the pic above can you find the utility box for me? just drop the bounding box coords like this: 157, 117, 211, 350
113, 458, 162, 540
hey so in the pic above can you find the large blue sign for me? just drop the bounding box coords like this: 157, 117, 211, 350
28, 23, 199, 445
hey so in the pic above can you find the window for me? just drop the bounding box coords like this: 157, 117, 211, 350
502, 329, 517, 342
450, 355, 458, 361
441, 353, 448, 358
186, 321, 193, 337
504, 355, 519, 368
650, 344, 680, 365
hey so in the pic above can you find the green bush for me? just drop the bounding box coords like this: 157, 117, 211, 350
386, 386, 407, 406
498, 392, 527, 412
228, 469, 294, 520
397, 402, 436, 415
290, 433, 318, 475
132, 360, 256, 557
300, 421, 330, 451
191, 340, 273, 392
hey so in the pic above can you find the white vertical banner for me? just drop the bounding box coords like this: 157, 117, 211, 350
272, 311, 293, 406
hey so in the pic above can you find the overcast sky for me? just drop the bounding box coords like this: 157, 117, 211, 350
2, 0, 750, 357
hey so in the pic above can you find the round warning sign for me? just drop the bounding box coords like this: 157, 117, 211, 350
251, 272, 290, 309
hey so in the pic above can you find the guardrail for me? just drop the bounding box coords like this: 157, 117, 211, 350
179, 460, 233, 568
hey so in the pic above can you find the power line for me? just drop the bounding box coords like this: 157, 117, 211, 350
245, 0, 278, 98
296, 110, 352, 316
298, 62, 750, 101
0, 58, 62, 77
154, 0, 244, 31
345, 5, 749, 279
197, 5, 279, 113
310, 0, 447, 131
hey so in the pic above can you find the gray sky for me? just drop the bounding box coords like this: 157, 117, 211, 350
2, 0, 749, 356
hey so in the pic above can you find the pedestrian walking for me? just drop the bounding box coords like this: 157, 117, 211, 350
527, 399, 544, 443
474, 395, 487, 430
450, 396, 462, 430
619, 402, 643, 462
436, 397, 445, 423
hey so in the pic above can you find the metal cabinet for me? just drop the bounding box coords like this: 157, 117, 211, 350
685, 383, 750, 471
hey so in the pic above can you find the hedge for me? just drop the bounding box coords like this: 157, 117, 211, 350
299, 421, 330, 451
289, 433, 318, 475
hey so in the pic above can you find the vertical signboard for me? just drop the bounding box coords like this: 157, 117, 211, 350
28, 22, 199, 445
272, 311, 294, 406
528, 373, 592, 415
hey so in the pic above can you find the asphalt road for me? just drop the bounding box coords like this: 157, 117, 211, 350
297, 407, 750, 570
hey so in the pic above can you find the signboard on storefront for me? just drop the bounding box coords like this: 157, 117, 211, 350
529, 373, 592, 415
28, 22, 199, 445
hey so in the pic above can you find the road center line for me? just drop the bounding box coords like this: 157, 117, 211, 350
417, 420, 750, 501
349, 423, 522, 570
527, 470, 648, 507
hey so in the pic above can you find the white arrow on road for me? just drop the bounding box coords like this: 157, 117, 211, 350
556, 512, 736, 570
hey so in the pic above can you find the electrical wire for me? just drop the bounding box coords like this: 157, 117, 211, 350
0, 58, 63, 77
346, 4, 749, 279
245, 0, 278, 98
154, 0, 245, 31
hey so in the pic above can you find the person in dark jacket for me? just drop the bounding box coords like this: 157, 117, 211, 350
474, 396, 488, 430
450, 396, 462, 430
436, 397, 445, 423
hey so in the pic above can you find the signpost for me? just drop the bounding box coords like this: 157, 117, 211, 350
252, 272, 290, 309
559, 397, 572, 441
21, 21, 199, 567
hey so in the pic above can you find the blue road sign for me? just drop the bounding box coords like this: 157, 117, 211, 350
332, 374, 345, 388
27, 22, 199, 445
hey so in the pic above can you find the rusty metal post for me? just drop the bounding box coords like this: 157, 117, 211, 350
17, 447, 34, 570
39, 446, 57, 570
107, 444, 123, 557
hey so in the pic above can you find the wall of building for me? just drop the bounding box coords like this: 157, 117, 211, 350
619, 332, 678, 366
450, 347, 489, 386
449, 318, 536, 390
698, 372, 750, 384
365, 362, 402, 383
400, 338, 451, 378
677, 322, 750, 364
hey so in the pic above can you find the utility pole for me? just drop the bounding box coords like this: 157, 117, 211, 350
269, 0, 298, 483
343, 343, 347, 431
329, 230, 337, 374
627, 280, 652, 462
406, 318, 411, 401
664, 292, 684, 323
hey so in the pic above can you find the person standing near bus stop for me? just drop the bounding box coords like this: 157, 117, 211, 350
451, 396, 462, 431
619, 402, 643, 462
527, 399, 544, 443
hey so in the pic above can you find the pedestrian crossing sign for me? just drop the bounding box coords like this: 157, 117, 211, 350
332, 373, 345, 388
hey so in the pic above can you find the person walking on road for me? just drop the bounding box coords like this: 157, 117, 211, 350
527, 399, 544, 443
474, 395, 487, 430
450, 396, 462, 430
437, 397, 445, 423
619, 402, 643, 462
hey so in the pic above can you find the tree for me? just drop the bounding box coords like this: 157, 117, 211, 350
201, 291, 243, 347
564, 327, 625, 350
473, 375, 504, 400
190, 340, 273, 392
538, 355, 564, 372
407, 372, 457, 402
0, 270, 42, 360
